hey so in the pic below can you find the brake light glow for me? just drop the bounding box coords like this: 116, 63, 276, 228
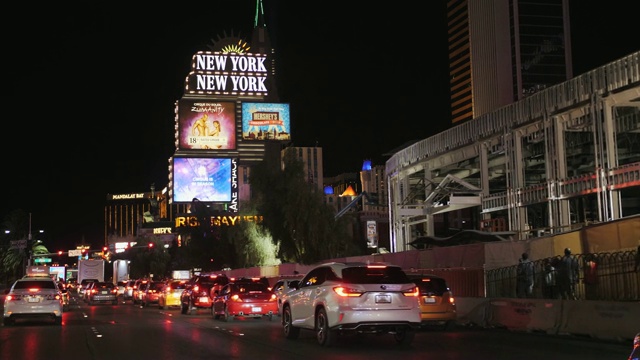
366, 264, 387, 269
28, 288, 40, 292
402, 286, 419, 297
333, 286, 364, 297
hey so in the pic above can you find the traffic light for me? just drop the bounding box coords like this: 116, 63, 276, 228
103, 246, 108, 252
58, 250, 63, 256
148, 242, 154, 249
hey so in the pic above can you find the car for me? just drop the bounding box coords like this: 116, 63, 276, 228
133, 280, 150, 305
408, 274, 457, 330
280, 262, 421, 347
141, 281, 165, 307
87, 282, 118, 305
116, 280, 127, 298
272, 277, 302, 316
57, 281, 70, 311
82, 281, 96, 303
3, 274, 64, 325
123, 279, 136, 301
212, 278, 278, 321
132, 279, 150, 304
78, 278, 99, 299
158, 280, 188, 310
180, 274, 229, 315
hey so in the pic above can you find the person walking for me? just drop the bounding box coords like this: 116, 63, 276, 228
516, 253, 535, 298
542, 258, 557, 299
557, 248, 579, 300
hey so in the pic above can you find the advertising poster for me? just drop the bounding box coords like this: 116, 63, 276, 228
241, 102, 291, 141
172, 157, 232, 203
367, 220, 378, 248
177, 100, 236, 150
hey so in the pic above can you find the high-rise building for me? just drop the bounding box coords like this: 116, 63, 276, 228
281, 146, 324, 192
448, 0, 573, 124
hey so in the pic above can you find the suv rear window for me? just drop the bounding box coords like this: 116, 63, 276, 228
13, 280, 56, 289
341, 266, 411, 284
410, 277, 449, 296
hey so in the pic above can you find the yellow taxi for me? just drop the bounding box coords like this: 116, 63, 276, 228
408, 274, 457, 330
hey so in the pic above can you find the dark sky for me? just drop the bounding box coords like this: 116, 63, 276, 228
2, 1, 638, 251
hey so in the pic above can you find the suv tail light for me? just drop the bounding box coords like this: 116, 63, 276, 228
402, 286, 419, 297
333, 286, 364, 297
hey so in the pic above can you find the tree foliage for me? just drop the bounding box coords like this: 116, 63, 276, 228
249, 151, 359, 264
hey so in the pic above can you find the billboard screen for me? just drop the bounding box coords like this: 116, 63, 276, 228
172, 157, 237, 203
177, 100, 236, 150
241, 102, 291, 141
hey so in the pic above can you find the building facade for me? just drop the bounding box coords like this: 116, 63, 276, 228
448, 0, 573, 124
387, 52, 640, 252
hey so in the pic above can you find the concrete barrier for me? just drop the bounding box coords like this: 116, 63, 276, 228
455, 297, 640, 343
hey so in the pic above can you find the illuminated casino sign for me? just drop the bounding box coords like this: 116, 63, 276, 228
185, 51, 268, 96
174, 215, 263, 228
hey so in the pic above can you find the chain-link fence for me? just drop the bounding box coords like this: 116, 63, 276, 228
486, 250, 640, 301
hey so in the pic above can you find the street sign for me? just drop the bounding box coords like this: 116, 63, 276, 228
68, 249, 82, 257
34, 257, 52, 263
10, 239, 27, 249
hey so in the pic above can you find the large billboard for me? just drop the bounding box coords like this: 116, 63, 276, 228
172, 157, 238, 207
185, 51, 268, 96
177, 100, 237, 150
241, 102, 291, 141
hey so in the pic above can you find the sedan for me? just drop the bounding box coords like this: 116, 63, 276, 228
87, 282, 118, 305
212, 280, 278, 321
141, 281, 165, 307
3, 275, 63, 325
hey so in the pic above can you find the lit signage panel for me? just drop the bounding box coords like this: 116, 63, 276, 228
172, 157, 239, 210
177, 100, 236, 150
185, 51, 268, 96
241, 102, 291, 141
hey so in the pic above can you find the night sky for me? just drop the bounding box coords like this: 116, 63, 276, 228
2, 1, 637, 251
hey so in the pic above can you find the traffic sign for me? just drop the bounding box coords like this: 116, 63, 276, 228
68, 249, 82, 257
34, 257, 52, 263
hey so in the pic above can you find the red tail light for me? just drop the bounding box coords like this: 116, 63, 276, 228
333, 286, 364, 297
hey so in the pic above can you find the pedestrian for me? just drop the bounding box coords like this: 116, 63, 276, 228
516, 253, 535, 298
542, 258, 557, 299
557, 248, 579, 300
583, 253, 599, 300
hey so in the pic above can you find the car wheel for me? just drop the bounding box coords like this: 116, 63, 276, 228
282, 306, 300, 339
393, 327, 415, 346
267, 314, 273, 321
54, 317, 62, 326
112, 300, 118, 305
316, 308, 337, 347
3, 317, 14, 326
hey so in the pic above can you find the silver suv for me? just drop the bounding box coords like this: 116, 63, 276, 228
280, 262, 421, 347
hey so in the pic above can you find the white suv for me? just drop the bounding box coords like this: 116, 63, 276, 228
280, 262, 421, 347
3, 275, 64, 326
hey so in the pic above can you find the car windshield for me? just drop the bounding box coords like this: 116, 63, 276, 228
14, 280, 56, 290
341, 266, 411, 284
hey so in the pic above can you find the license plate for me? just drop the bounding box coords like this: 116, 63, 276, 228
28, 297, 40, 303
101, 291, 108, 294
251, 307, 262, 313
375, 295, 391, 303
424, 297, 436, 304
199, 297, 209, 303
